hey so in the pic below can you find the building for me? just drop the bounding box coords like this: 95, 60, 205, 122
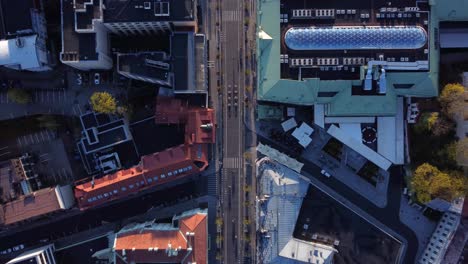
0, 0, 50, 71
60, 0, 112, 70
93, 208, 207, 263
256, 0, 442, 168
6, 244, 56, 264
60, 0, 197, 70
0, 185, 75, 226
117, 52, 173, 86
74, 144, 208, 210
155, 96, 216, 144
257, 158, 337, 263
418, 211, 461, 264
77, 111, 139, 175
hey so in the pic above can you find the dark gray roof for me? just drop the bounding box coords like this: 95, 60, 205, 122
76, 0, 101, 30
103, 0, 195, 23
172, 32, 194, 91
61, 0, 98, 61
118, 52, 171, 84
0, 0, 35, 39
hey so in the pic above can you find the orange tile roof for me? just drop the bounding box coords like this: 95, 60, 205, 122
115, 211, 207, 264
1, 187, 62, 225
74, 144, 208, 210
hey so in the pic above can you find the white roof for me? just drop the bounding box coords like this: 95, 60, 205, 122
325, 116, 375, 124
327, 125, 392, 170
298, 136, 312, 148
281, 117, 297, 132
0, 35, 41, 70
287, 107, 296, 117
339, 123, 362, 141
377, 98, 405, 164
257, 143, 304, 173
298, 122, 314, 136
314, 104, 325, 128
279, 238, 336, 264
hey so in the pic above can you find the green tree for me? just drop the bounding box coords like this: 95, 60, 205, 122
439, 83, 465, 116
7, 88, 31, 104
411, 163, 467, 203
90, 92, 117, 114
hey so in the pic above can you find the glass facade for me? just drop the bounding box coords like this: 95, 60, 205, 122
284, 26, 427, 50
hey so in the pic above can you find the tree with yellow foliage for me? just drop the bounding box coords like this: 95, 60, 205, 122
439, 83, 465, 116
90, 92, 117, 114
411, 163, 467, 203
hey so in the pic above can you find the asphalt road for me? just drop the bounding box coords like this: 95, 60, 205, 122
257, 135, 419, 264
218, 0, 247, 262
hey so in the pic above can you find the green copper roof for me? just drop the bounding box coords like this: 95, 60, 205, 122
256, 0, 446, 116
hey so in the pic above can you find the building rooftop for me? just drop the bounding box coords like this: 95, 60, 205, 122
0, 0, 37, 39
0, 185, 75, 226
103, 0, 195, 23
74, 144, 208, 210
172, 32, 194, 92
155, 97, 216, 144
117, 52, 172, 86
257, 0, 439, 115
61, 0, 99, 61
0, 35, 43, 70
113, 208, 207, 264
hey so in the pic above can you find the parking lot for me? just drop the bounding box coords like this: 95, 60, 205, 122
16, 129, 57, 148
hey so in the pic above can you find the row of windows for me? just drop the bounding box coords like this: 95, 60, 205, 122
86, 165, 193, 203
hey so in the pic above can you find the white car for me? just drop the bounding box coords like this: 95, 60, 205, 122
94, 73, 100, 85
76, 73, 82, 86
321, 169, 331, 178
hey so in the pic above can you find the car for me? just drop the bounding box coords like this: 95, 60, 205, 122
94, 73, 100, 85
320, 169, 331, 178
12, 244, 24, 252
76, 73, 82, 86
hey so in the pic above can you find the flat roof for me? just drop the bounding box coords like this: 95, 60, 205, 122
0, 0, 35, 39
117, 52, 171, 85
327, 125, 392, 170
172, 32, 194, 92
61, 0, 98, 61
103, 0, 195, 23
0, 35, 41, 70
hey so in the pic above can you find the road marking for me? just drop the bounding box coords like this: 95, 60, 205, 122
0, 152, 10, 157
0, 146, 8, 151
35, 133, 40, 143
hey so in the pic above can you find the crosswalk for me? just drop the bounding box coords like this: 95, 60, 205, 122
223, 157, 241, 168
207, 60, 215, 68
223, 10, 241, 22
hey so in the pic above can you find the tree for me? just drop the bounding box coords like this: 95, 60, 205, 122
90, 92, 117, 114
456, 138, 468, 166
415, 112, 454, 136
7, 88, 31, 104
411, 163, 467, 203
439, 83, 465, 116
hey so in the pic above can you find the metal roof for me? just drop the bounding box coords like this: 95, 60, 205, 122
285, 27, 427, 50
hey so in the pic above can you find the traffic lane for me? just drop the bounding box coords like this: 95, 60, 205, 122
257, 135, 419, 264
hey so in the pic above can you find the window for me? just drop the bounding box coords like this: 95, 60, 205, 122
148, 178, 153, 183
129, 184, 134, 189
122, 187, 127, 191
104, 193, 108, 197
167, 172, 171, 177
140, 181, 145, 185
114, 189, 118, 194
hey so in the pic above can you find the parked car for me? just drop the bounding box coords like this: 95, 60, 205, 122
94, 73, 100, 85
76, 73, 82, 86
321, 169, 331, 178
12, 244, 24, 252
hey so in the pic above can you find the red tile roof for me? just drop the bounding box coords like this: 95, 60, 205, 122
114, 210, 207, 264
1, 187, 63, 225
74, 144, 208, 210
155, 97, 216, 144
